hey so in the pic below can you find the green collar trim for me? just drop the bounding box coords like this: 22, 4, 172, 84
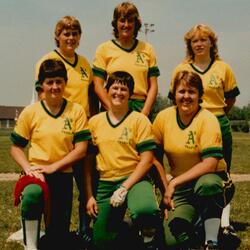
176, 106, 201, 129
111, 39, 138, 52
106, 109, 132, 127
54, 50, 78, 67
190, 59, 214, 74
41, 98, 67, 118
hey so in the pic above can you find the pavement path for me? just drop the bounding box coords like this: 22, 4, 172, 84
0, 173, 250, 182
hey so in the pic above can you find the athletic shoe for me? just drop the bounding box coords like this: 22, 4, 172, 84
219, 225, 241, 249
142, 241, 159, 250
74, 230, 92, 250
138, 228, 160, 250
204, 240, 220, 250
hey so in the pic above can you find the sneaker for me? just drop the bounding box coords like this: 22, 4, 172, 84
75, 230, 92, 249
204, 240, 220, 250
142, 241, 159, 250
219, 225, 241, 249
138, 228, 159, 250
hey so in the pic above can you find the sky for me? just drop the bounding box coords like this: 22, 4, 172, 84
0, 0, 250, 107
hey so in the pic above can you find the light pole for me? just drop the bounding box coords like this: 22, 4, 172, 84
143, 23, 155, 41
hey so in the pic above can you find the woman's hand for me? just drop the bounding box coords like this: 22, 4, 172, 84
25, 167, 45, 182
86, 196, 98, 218
162, 180, 175, 220
30, 164, 57, 175
10, 145, 45, 181
162, 190, 175, 210
110, 186, 128, 207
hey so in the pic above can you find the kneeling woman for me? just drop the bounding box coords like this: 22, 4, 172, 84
153, 71, 234, 250
85, 71, 160, 250
10, 59, 90, 249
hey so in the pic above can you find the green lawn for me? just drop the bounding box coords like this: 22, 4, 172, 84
231, 133, 250, 174
0, 129, 19, 173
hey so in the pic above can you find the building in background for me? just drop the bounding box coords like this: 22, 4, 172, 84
0, 106, 24, 128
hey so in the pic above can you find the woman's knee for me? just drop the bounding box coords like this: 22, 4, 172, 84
21, 184, 43, 219
194, 174, 222, 197
164, 217, 197, 247
128, 181, 159, 220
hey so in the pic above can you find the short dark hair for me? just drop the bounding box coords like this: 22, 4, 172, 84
38, 59, 68, 84
172, 70, 204, 104
106, 71, 134, 96
111, 2, 142, 39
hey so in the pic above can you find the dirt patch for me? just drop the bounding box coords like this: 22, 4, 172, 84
230, 174, 250, 182
0, 173, 19, 181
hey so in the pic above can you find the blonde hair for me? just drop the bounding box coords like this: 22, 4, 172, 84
184, 24, 220, 63
54, 16, 82, 47
111, 2, 142, 39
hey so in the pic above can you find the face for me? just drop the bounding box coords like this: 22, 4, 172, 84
117, 16, 135, 39
175, 81, 199, 116
191, 33, 212, 57
57, 28, 81, 55
108, 81, 130, 108
42, 77, 66, 101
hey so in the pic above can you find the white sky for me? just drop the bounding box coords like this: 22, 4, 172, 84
0, 0, 250, 107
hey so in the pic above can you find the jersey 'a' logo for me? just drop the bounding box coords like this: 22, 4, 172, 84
80, 67, 88, 80
63, 117, 72, 130
135, 52, 145, 66
118, 127, 130, 144
208, 74, 220, 88
185, 130, 197, 149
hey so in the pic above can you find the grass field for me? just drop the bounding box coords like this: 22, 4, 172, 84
0, 129, 19, 173
230, 133, 250, 174
0, 130, 250, 249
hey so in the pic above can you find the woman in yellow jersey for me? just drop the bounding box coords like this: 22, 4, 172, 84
35, 16, 95, 116
93, 2, 160, 117
153, 71, 234, 250
168, 24, 240, 248
35, 16, 97, 243
85, 71, 162, 250
10, 59, 90, 250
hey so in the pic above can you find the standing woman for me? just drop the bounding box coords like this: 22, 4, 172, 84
154, 71, 235, 250
93, 1, 160, 117
35, 16, 96, 242
168, 24, 240, 247
10, 59, 90, 249
35, 16, 94, 117
85, 71, 161, 250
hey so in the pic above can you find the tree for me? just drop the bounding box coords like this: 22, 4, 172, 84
228, 106, 244, 120
151, 94, 170, 121
228, 102, 250, 133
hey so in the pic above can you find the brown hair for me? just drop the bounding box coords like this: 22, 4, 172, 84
172, 71, 204, 104
54, 16, 82, 47
38, 59, 68, 84
184, 24, 220, 63
111, 2, 142, 39
106, 71, 134, 96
